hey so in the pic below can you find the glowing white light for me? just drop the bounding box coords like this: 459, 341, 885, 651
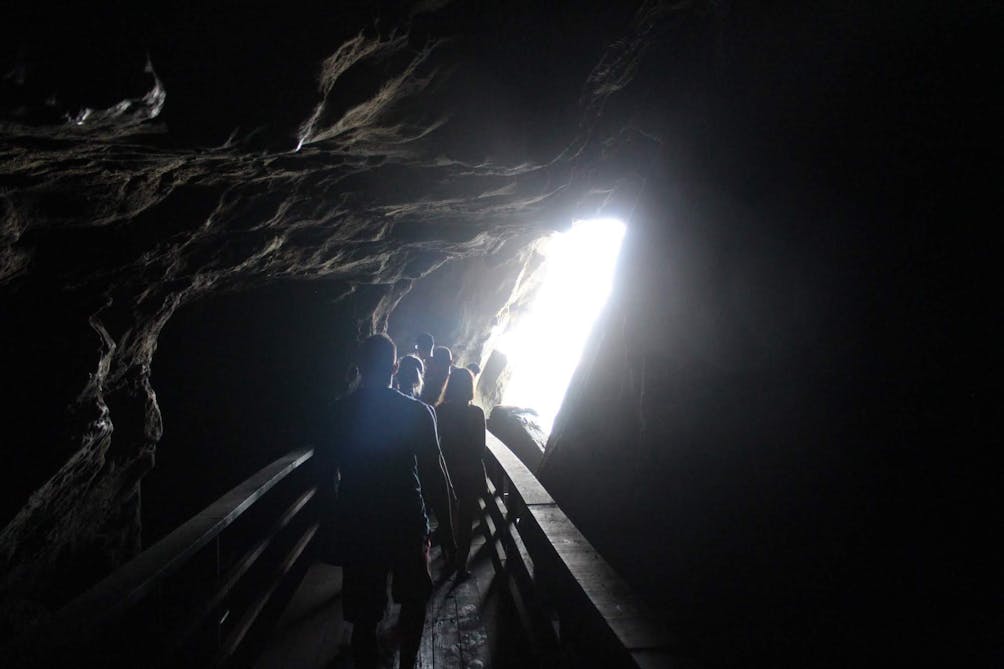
495, 218, 626, 435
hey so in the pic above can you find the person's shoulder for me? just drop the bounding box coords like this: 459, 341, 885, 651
330, 392, 352, 416
332, 389, 364, 413
388, 388, 435, 418
387, 387, 422, 406
334, 386, 365, 403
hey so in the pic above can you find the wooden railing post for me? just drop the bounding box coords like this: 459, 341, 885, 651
482, 431, 686, 668
3, 448, 319, 668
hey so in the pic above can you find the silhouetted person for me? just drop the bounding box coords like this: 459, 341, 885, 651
397, 353, 458, 557
395, 354, 424, 399
465, 362, 481, 376
420, 345, 452, 406
435, 367, 487, 578
400, 351, 461, 565
323, 334, 455, 669
414, 332, 434, 366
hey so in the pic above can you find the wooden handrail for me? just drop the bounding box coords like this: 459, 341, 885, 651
10, 448, 314, 662
164, 485, 319, 660
482, 432, 682, 668
8, 433, 680, 668
214, 521, 319, 665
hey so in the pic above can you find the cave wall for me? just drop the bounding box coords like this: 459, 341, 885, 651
540, 3, 996, 666
389, 232, 544, 382
144, 280, 388, 544
145, 241, 542, 545
0, 1, 994, 664
1, 0, 645, 622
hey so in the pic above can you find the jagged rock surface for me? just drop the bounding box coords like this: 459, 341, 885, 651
486, 406, 547, 471
389, 232, 546, 371
0, 2, 995, 665
0, 1, 654, 617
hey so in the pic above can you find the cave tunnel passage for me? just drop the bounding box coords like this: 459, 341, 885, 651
495, 218, 626, 435
144, 281, 363, 546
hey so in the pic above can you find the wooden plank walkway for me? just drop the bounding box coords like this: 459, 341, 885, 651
254, 518, 531, 669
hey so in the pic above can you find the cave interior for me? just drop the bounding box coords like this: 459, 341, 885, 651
0, 1, 997, 666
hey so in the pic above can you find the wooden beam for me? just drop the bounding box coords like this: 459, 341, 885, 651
214, 522, 319, 665
486, 434, 554, 506
29, 449, 314, 653
164, 486, 318, 659
485, 431, 686, 667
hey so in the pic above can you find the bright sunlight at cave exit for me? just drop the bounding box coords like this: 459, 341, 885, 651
495, 218, 626, 435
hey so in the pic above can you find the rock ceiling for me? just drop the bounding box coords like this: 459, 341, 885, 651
0, 0, 677, 611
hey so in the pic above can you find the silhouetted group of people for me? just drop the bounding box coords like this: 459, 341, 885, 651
321, 332, 487, 669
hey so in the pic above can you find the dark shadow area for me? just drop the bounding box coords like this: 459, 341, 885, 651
0, 1, 997, 666
0, 292, 103, 531
539, 4, 999, 666
144, 281, 361, 545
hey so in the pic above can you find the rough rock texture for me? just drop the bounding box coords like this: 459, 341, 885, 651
389, 232, 546, 373
536, 4, 998, 666
143, 279, 406, 544
486, 406, 546, 471
0, 0, 647, 618
0, 1, 996, 665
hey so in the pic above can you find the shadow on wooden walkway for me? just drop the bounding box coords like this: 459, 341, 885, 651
254, 521, 532, 669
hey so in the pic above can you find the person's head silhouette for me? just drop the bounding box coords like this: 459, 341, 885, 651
415, 333, 434, 360
430, 346, 452, 374
442, 366, 475, 405
395, 354, 424, 398
420, 346, 453, 405
356, 333, 397, 388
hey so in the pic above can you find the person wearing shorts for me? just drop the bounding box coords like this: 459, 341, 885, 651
324, 334, 455, 669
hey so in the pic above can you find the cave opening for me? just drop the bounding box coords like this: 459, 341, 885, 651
494, 218, 626, 435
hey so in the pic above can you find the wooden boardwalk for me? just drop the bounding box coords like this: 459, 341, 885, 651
254, 520, 531, 669
30, 439, 677, 668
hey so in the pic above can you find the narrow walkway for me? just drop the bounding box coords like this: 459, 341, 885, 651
254, 521, 531, 668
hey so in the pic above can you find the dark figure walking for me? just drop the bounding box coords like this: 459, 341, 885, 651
435, 367, 487, 578
395, 353, 424, 399
413, 332, 434, 367
323, 334, 455, 669
397, 352, 459, 563
419, 345, 452, 406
